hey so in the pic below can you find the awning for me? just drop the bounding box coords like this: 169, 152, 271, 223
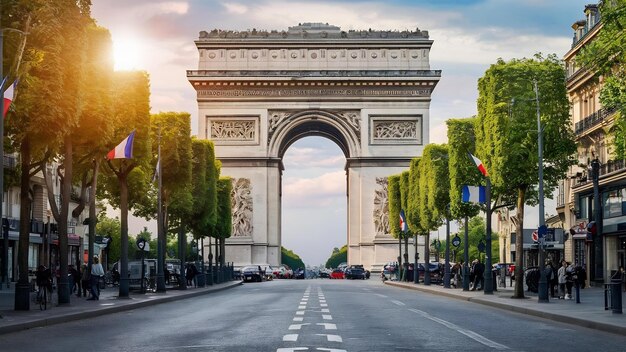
51, 234, 81, 246
0, 230, 43, 244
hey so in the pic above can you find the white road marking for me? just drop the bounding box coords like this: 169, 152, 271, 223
277, 347, 308, 352
298, 305, 306, 309
289, 323, 310, 330
391, 300, 405, 306
322, 315, 332, 320
293, 317, 304, 322
296, 311, 305, 315
320, 308, 330, 313
316, 334, 343, 342
375, 293, 387, 298
320, 303, 328, 307
408, 308, 509, 350
320, 300, 326, 303
316, 323, 337, 330
316, 348, 346, 352
283, 334, 299, 342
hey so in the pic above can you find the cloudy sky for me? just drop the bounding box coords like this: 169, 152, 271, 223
95, 0, 592, 266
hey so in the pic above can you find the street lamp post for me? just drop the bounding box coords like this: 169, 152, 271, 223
463, 215, 470, 291
484, 177, 493, 294
534, 79, 549, 303
443, 206, 451, 288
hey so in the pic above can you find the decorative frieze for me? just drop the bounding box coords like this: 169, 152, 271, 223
231, 178, 253, 237
206, 116, 259, 145
369, 115, 422, 145
198, 87, 431, 99
373, 177, 390, 237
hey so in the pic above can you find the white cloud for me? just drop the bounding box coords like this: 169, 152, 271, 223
284, 147, 345, 168
223, 3, 248, 15
141, 1, 189, 16
283, 171, 345, 207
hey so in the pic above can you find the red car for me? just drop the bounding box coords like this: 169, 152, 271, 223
330, 269, 345, 279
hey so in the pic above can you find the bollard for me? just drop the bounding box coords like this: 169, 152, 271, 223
611, 280, 622, 314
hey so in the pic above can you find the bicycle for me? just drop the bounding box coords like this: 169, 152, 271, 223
36, 284, 51, 310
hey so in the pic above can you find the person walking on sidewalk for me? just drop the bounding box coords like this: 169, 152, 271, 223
81, 264, 90, 298
88, 256, 104, 301
558, 260, 567, 299
545, 260, 556, 298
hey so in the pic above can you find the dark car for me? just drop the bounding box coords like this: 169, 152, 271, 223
345, 267, 366, 280
242, 266, 264, 282
418, 262, 443, 283
319, 270, 330, 278
294, 268, 305, 280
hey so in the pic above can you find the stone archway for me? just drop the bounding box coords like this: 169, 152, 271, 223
188, 23, 440, 270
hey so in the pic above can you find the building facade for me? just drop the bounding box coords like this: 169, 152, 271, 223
558, 3, 625, 284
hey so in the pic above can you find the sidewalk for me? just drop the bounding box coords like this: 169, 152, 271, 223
0, 280, 242, 335
385, 279, 626, 335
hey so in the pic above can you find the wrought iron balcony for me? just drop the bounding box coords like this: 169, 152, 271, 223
573, 159, 626, 187
574, 107, 616, 135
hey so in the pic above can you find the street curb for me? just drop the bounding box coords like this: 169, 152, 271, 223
0, 281, 242, 335
385, 281, 626, 336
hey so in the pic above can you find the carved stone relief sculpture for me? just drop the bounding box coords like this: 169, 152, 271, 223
210, 119, 256, 141
231, 178, 253, 237
267, 110, 361, 144
373, 121, 417, 140
373, 177, 390, 236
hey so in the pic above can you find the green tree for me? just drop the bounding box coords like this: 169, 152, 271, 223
100, 71, 152, 297
447, 118, 481, 220
577, 1, 626, 158
475, 56, 576, 298
325, 245, 347, 268
215, 177, 232, 266
96, 216, 122, 266
281, 246, 305, 270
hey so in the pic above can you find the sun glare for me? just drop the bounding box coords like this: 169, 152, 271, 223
113, 36, 142, 71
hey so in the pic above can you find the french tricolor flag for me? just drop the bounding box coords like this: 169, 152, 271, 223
107, 131, 136, 160
2, 78, 17, 118
468, 153, 488, 177
461, 185, 486, 204
399, 209, 408, 232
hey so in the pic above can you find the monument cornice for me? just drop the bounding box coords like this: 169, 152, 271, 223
188, 69, 441, 79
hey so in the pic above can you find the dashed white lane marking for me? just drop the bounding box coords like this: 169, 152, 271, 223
391, 300, 405, 306
316, 334, 343, 342
298, 305, 307, 309
320, 300, 326, 303
277, 348, 308, 352
296, 311, 305, 315
408, 308, 510, 350
320, 308, 330, 313
375, 293, 387, 298
283, 334, 299, 342
289, 323, 310, 330
320, 303, 328, 307
293, 317, 304, 322
322, 315, 332, 320
316, 348, 346, 352
316, 323, 337, 330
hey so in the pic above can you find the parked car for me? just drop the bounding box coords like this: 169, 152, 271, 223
330, 269, 345, 279
345, 266, 366, 280
319, 270, 330, 279
418, 262, 443, 283
294, 268, 305, 279
242, 266, 264, 282
275, 265, 293, 279
260, 265, 275, 281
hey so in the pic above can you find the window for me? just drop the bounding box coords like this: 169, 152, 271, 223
28, 244, 39, 270
579, 195, 589, 220
603, 188, 626, 218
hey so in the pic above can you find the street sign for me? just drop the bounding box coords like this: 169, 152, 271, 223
477, 241, 485, 253
452, 235, 461, 248
538, 225, 547, 238
531, 231, 538, 242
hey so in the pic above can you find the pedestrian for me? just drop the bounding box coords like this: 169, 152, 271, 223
471, 259, 484, 291
187, 263, 198, 286
81, 264, 90, 298
557, 260, 567, 299
88, 256, 104, 301
469, 259, 477, 290
565, 262, 575, 299
69, 264, 81, 296
620, 266, 626, 292
67, 265, 75, 295
545, 260, 556, 298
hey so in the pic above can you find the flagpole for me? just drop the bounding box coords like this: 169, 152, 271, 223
0, 14, 6, 290
156, 127, 166, 292
484, 177, 493, 294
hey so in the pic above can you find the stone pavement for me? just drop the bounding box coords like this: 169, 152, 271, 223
0, 280, 242, 335
385, 278, 626, 335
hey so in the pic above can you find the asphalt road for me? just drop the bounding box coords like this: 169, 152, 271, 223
1, 279, 625, 351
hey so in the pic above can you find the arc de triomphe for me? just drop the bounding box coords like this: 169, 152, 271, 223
187, 23, 440, 270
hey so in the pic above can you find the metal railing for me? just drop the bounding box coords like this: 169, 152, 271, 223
573, 159, 626, 187
571, 18, 601, 48
574, 107, 616, 135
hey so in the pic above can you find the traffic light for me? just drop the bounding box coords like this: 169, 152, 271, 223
586, 221, 596, 242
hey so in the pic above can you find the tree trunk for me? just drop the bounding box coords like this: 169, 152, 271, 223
88, 159, 100, 275
14, 138, 32, 310
118, 173, 129, 297
513, 186, 526, 298
57, 138, 73, 305
424, 233, 431, 285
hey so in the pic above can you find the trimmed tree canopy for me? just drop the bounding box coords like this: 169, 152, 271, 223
447, 118, 481, 220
